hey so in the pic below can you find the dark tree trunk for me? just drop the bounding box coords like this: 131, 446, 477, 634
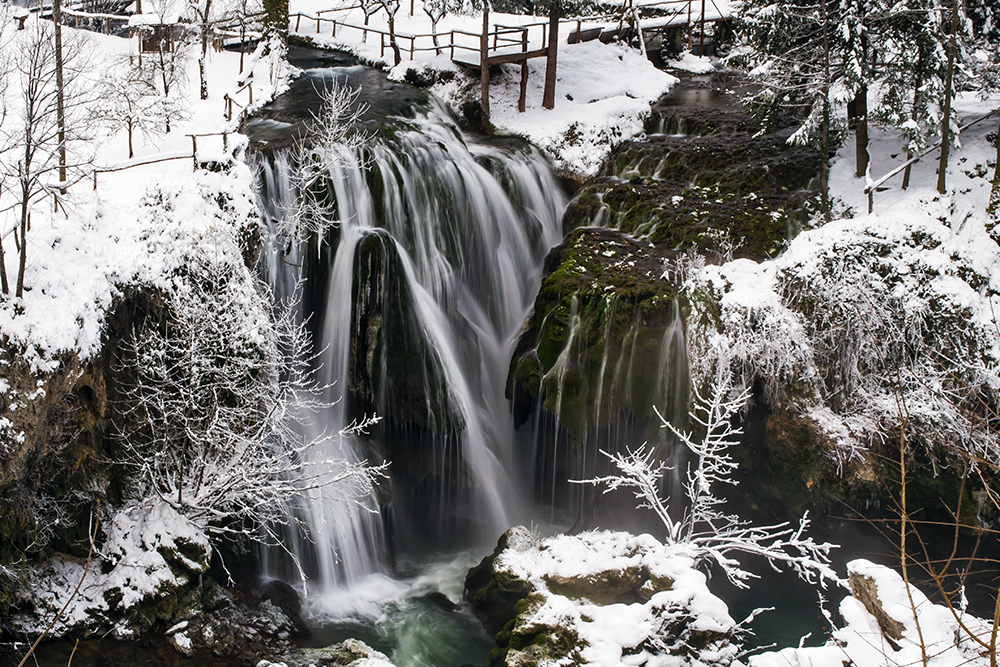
937, 0, 958, 195
989, 115, 1000, 219
480, 4, 490, 122
854, 86, 868, 178
542, 0, 558, 110
263, 0, 288, 43
54, 0, 67, 190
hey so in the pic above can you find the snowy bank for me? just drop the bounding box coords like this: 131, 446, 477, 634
466, 526, 740, 667
750, 559, 995, 667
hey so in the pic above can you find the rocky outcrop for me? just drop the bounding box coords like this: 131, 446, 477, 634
261, 638, 397, 667
465, 527, 739, 667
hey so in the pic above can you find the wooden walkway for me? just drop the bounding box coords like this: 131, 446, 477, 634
289, 0, 731, 117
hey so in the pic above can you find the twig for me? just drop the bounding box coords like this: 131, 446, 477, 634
16, 505, 100, 667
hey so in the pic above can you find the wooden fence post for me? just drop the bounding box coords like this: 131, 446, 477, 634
295, 13, 301, 31
519, 29, 528, 112
480, 5, 490, 121
191, 135, 198, 170
542, 2, 558, 110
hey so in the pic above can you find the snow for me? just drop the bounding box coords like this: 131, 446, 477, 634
0, 17, 281, 376
493, 528, 740, 667
9, 499, 211, 638
748, 560, 995, 667
684, 89, 1000, 462
288, 0, 679, 175
664, 50, 714, 73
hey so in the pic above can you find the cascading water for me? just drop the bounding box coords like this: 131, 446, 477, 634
512, 293, 690, 529
255, 94, 565, 595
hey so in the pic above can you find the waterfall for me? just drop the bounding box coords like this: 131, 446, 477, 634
512, 296, 690, 530
254, 100, 565, 592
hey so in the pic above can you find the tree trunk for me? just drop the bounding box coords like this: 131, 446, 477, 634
17, 194, 28, 299
388, 14, 401, 65
199, 57, 207, 99
262, 0, 289, 43
480, 4, 490, 122
542, 0, 558, 110
937, 0, 958, 195
0, 236, 8, 295
854, 87, 868, 178
54, 0, 67, 191
820, 0, 831, 214
199, 3, 212, 99
989, 115, 1000, 220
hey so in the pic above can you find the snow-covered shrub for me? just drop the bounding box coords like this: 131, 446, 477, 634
114, 202, 382, 552
7, 499, 211, 638
685, 202, 1000, 468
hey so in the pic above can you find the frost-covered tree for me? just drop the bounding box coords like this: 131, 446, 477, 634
283, 82, 368, 241
732, 0, 847, 211
0, 18, 92, 298
422, 0, 455, 54
93, 57, 174, 158
578, 366, 838, 588
115, 254, 384, 547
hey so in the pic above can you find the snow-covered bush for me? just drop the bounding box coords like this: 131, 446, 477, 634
7, 499, 211, 638
114, 202, 382, 554
685, 201, 1000, 468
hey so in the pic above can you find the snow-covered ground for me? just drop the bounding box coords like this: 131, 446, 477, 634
0, 16, 285, 372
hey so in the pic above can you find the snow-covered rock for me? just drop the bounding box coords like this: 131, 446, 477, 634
466, 526, 740, 667
749, 559, 995, 667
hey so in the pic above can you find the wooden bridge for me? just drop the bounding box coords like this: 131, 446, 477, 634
289, 0, 732, 120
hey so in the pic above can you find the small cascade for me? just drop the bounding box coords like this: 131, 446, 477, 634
255, 99, 565, 592
511, 287, 690, 529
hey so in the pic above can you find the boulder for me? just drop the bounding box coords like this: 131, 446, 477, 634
465, 527, 738, 667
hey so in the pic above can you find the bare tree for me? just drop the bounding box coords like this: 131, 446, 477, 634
577, 365, 838, 589
283, 82, 369, 241
93, 56, 173, 158
0, 18, 92, 298
116, 258, 385, 547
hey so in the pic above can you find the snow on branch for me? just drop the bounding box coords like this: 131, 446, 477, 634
577, 367, 840, 589
114, 255, 385, 547
282, 81, 370, 242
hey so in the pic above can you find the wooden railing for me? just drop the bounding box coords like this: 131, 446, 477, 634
288, 0, 730, 63
91, 132, 240, 189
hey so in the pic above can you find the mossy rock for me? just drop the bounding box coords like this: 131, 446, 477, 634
348, 230, 463, 435
507, 228, 687, 438
734, 397, 883, 525
465, 527, 538, 635
544, 566, 673, 605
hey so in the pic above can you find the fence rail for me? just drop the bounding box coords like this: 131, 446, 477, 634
288, 0, 725, 65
